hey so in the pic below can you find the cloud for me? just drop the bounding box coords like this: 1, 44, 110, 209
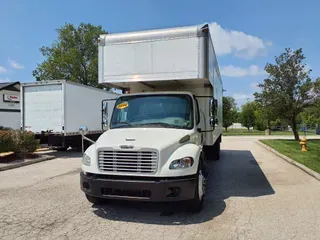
8, 58, 24, 69
209, 22, 272, 59
233, 93, 254, 107
221, 65, 265, 77
0, 66, 7, 73
233, 93, 253, 101
0, 77, 10, 83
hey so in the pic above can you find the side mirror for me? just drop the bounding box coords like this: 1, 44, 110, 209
210, 98, 218, 116
79, 125, 88, 136
102, 102, 109, 129
210, 116, 215, 127
79, 125, 95, 153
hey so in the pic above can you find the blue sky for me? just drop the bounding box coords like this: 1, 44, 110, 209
1, 0, 319, 107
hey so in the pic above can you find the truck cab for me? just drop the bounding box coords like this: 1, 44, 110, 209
80, 23, 223, 212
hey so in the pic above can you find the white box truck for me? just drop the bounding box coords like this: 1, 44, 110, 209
80, 23, 223, 212
21, 80, 118, 150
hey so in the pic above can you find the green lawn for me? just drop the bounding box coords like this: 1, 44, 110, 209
223, 129, 316, 136
223, 129, 265, 136
260, 139, 320, 173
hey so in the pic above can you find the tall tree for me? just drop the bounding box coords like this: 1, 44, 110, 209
253, 105, 267, 131
240, 101, 256, 131
299, 98, 320, 128
253, 101, 278, 131
254, 48, 320, 140
33, 23, 107, 87
223, 96, 237, 131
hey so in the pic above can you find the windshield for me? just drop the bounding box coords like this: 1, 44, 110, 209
110, 94, 194, 129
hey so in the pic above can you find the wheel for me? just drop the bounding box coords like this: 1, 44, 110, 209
188, 161, 206, 213
56, 147, 68, 151
85, 194, 104, 204
204, 141, 220, 161
213, 141, 220, 161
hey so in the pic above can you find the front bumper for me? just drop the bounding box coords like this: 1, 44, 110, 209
80, 172, 197, 202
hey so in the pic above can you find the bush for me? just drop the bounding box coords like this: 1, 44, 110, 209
0, 130, 15, 153
0, 126, 13, 131
0, 130, 39, 156
12, 131, 39, 157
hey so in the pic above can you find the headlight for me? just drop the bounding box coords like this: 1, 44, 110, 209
82, 153, 91, 166
169, 157, 194, 169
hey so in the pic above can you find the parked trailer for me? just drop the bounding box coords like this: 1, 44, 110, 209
0, 82, 21, 130
21, 80, 118, 149
80, 23, 223, 212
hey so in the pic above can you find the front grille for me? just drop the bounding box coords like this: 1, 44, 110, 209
98, 150, 158, 174
101, 188, 152, 198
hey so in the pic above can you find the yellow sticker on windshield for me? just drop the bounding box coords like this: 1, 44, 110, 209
116, 102, 129, 109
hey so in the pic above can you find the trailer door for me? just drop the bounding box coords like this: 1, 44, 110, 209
23, 84, 63, 133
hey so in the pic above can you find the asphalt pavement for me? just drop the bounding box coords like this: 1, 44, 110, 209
0, 136, 319, 240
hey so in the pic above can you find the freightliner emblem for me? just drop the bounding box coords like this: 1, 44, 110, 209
119, 145, 134, 149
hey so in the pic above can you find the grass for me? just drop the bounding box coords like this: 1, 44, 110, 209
223, 129, 265, 136
260, 139, 320, 173
223, 129, 316, 136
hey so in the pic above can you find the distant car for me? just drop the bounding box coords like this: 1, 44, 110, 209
271, 126, 282, 131
301, 126, 307, 132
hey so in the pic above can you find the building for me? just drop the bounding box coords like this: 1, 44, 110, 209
0, 82, 20, 129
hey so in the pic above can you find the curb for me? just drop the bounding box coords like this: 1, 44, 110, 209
35, 148, 50, 152
0, 155, 56, 172
256, 140, 320, 181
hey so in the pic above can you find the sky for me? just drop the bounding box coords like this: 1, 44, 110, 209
0, 0, 320, 107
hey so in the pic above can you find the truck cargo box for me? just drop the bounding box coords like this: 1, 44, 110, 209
21, 80, 118, 148
98, 24, 220, 88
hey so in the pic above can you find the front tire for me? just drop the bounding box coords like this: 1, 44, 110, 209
188, 161, 206, 213
85, 194, 104, 204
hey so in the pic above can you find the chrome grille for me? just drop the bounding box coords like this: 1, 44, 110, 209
98, 150, 158, 174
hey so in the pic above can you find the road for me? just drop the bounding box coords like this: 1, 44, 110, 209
0, 136, 319, 240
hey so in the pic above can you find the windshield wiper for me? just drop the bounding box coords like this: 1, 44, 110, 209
134, 122, 177, 128
112, 122, 133, 128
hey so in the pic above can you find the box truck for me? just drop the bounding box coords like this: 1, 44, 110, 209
21, 80, 118, 150
80, 23, 223, 212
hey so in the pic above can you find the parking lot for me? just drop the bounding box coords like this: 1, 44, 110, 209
1, 136, 319, 240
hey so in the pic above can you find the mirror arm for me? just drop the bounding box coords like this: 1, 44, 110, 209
83, 135, 95, 144
197, 128, 214, 133
81, 135, 95, 154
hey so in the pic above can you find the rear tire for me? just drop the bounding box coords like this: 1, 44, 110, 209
85, 194, 104, 204
213, 141, 220, 161
56, 147, 68, 151
204, 140, 220, 161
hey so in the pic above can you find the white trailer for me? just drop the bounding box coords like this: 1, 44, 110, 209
0, 82, 21, 130
80, 23, 223, 212
21, 80, 118, 149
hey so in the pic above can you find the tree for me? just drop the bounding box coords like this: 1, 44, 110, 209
234, 111, 241, 123
223, 96, 237, 131
253, 105, 267, 131
299, 98, 320, 128
240, 101, 256, 131
33, 23, 107, 87
254, 48, 320, 140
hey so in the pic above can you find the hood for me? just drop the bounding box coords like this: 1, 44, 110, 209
95, 128, 193, 150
